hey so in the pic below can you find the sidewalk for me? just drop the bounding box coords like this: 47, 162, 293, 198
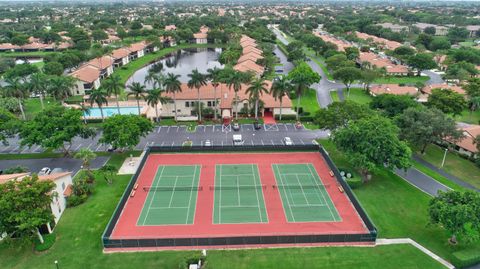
394, 167, 451, 197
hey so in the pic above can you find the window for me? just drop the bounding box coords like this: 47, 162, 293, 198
207, 101, 212, 107
190, 101, 195, 107
185, 102, 189, 107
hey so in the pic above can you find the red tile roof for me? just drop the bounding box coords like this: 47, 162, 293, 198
424, 83, 466, 95
38, 172, 72, 182
356, 31, 407, 51
455, 125, 480, 153
193, 33, 208, 39
127, 42, 147, 52
359, 52, 409, 74
70, 65, 101, 83
0, 43, 20, 50
234, 59, 265, 75
87, 56, 114, 69
0, 173, 29, 184
370, 84, 418, 96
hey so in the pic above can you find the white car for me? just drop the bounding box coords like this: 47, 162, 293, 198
283, 137, 293, 146
38, 167, 51, 176
233, 134, 244, 146
204, 139, 212, 147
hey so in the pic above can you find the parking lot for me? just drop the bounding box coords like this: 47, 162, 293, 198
0, 123, 329, 154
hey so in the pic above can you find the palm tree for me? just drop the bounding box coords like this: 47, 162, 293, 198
246, 78, 269, 120
103, 74, 123, 115
270, 76, 292, 121
127, 82, 146, 115
74, 148, 97, 172
79, 102, 90, 124
88, 88, 108, 122
4, 77, 27, 120
187, 69, 207, 122
207, 67, 222, 120
164, 73, 182, 121
146, 88, 171, 122
144, 70, 159, 88
224, 69, 248, 120
48, 76, 75, 102
28, 73, 48, 110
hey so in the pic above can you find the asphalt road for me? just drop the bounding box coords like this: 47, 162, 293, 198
0, 123, 329, 154
0, 156, 110, 175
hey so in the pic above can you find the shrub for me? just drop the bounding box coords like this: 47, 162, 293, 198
300, 116, 314, 122
275, 114, 297, 120
452, 248, 480, 268
3, 165, 29, 174
67, 194, 87, 207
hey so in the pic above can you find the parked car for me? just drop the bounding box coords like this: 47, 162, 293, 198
283, 137, 293, 146
232, 122, 240, 131
0, 170, 3, 175
107, 145, 117, 152
204, 139, 212, 147
38, 167, 51, 176
233, 134, 244, 146
253, 121, 261, 130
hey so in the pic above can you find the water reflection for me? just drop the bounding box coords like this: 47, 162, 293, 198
126, 48, 223, 90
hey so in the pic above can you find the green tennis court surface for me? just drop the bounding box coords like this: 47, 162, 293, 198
213, 164, 268, 224
137, 165, 200, 225
272, 163, 341, 222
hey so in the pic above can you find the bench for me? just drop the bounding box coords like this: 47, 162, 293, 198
134, 183, 139, 190
130, 190, 136, 197
338, 186, 344, 193
329, 170, 334, 177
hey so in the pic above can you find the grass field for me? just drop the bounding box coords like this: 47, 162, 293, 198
330, 88, 372, 105
455, 109, 480, 124
416, 144, 480, 189
206, 245, 446, 269
23, 98, 61, 120
291, 89, 320, 115
320, 139, 480, 267
0, 150, 453, 268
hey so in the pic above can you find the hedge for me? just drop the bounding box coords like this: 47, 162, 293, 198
346, 178, 362, 189
452, 248, 480, 268
275, 114, 297, 120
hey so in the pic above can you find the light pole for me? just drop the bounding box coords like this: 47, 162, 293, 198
54, 260, 59, 269
441, 148, 448, 168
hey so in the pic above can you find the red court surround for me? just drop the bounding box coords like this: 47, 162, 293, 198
110, 152, 369, 247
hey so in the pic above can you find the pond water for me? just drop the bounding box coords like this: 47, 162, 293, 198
126, 48, 223, 89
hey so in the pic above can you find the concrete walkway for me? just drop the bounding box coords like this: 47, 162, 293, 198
376, 238, 454, 269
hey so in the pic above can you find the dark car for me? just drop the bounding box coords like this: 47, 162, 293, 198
253, 121, 261, 130
232, 122, 240, 131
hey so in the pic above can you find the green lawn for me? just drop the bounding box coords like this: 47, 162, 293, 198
23, 98, 61, 120
417, 144, 480, 189
0, 51, 55, 57
374, 76, 429, 84
291, 88, 320, 115
330, 90, 340, 102
206, 245, 445, 269
320, 139, 480, 267
455, 109, 480, 125
343, 88, 372, 104
116, 43, 225, 86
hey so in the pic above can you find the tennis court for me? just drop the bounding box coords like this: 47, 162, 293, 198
272, 163, 341, 222
137, 165, 201, 225
213, 164, 268, 224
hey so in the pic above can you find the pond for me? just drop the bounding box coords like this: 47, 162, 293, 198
126, 48, 223, 89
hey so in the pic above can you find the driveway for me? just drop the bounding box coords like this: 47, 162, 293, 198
0, 156, 110, 175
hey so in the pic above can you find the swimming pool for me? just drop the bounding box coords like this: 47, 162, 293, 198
83, 106, 142, 118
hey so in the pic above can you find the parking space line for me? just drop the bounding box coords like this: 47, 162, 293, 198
33, 145, 42, 152
21, 147, 29, 153
161, 141, 165, 146
10, 145, 20, 153
167, 126, 171, 133
95, 144, 102, 151
261, 140, 264, 145
300, 139, 305, 145
271, 140, 275, 145
2, 145, 11, 152
86, 143, 93, 150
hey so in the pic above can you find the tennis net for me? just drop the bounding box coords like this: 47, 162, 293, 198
209, 184, 267, 191
273, 184, 330, 189
142, 186, 203, 192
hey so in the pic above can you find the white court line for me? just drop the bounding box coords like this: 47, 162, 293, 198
273, 164, 296, 222
142, 166, 166, 225
168, 176, 179, 207
251, 164, 265, 223
295, 174, 311, 205
307, 164, 338, 221
184, 165, 199, 224
150, 206, 189, 209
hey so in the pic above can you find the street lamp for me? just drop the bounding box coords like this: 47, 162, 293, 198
441, 148, 448, 168
54, 260, 59, 269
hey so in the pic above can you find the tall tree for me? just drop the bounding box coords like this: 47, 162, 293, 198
333, 116, 412, 181
407, 53, 437, 76
0, 175, 55, 244
19, 106, 94, 156
224, 68, 249, 120
3, 77, 27, 120
429, 190, 480, 244
427, 88, 467, 116
28, 73, 48, 110
395, 107, 464, 154
246, 78, 269, 120
207, 67, 222, 120
0, 109, 19, 145
163, 73, 182, 121
315, 101, 373, 130
100, 114, 153, 151
88, 88, 108, 122
127, 82, 146, 115
146, 88, 170, 122
270, 75, 292, 120
333, 67, 363, 98
370, 94, 420, 118
103, 74, 123, 115
48, 75, 75, 102
187, 69, 207, 122
287, 62, 321, 120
